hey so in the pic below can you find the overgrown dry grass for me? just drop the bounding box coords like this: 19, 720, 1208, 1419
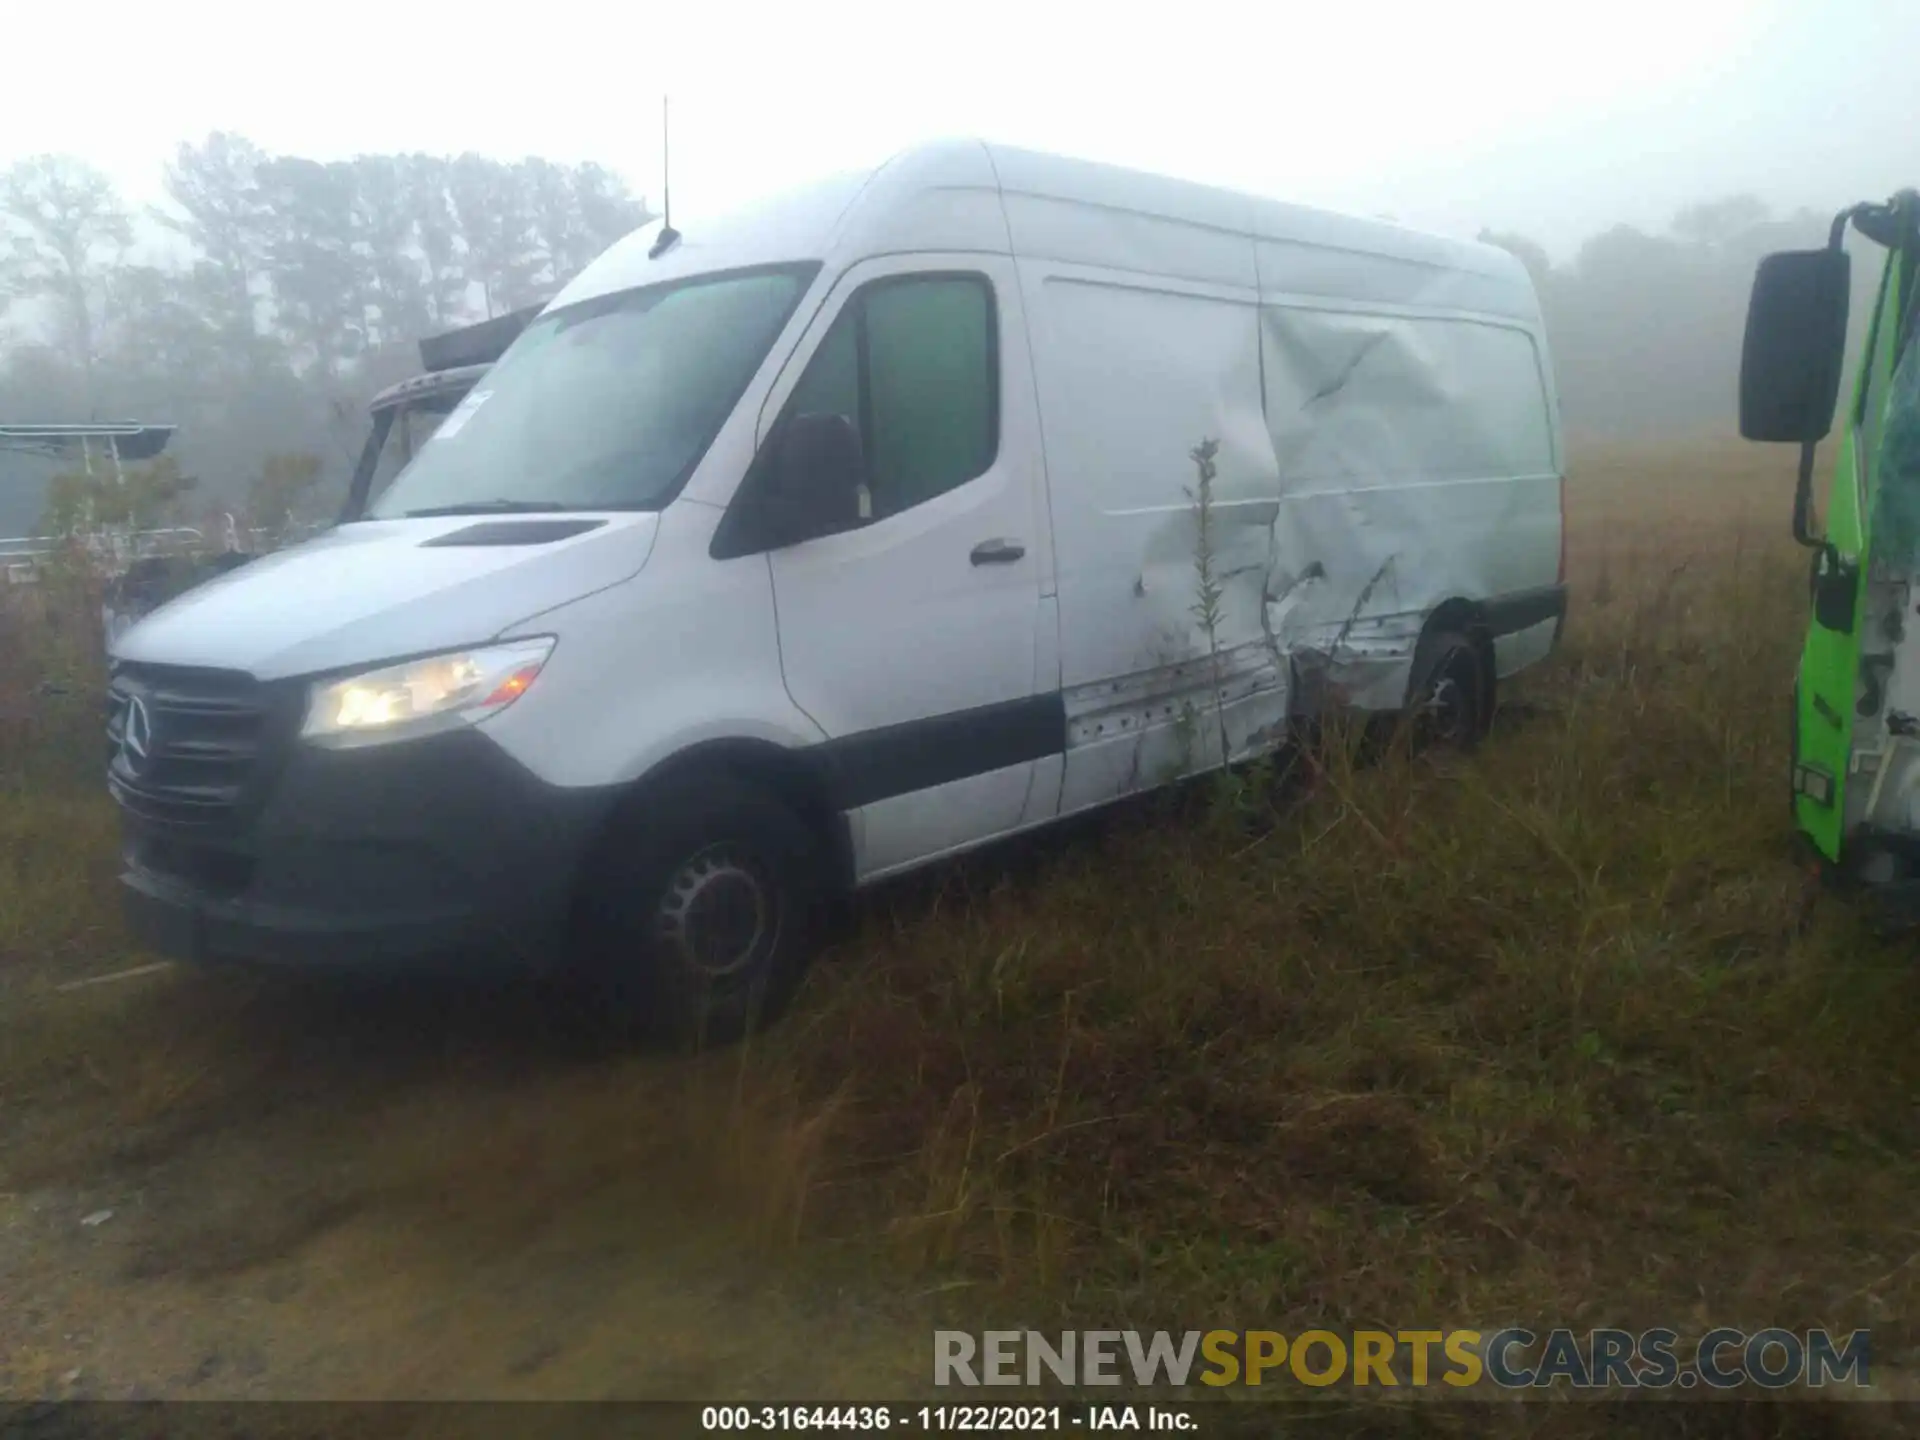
746, 445, 1920, 1339
5, 441, 1920, 1433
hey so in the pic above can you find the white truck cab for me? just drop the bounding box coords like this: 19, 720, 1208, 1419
108, 140, 1565, 1038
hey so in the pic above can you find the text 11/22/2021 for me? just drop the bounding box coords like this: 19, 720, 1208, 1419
701, 1405, 1198, 1432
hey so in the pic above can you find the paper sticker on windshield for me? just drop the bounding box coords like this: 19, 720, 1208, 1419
431, 389, 492, 442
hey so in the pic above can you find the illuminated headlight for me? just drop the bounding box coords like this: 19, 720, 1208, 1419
301, 637, 555, 747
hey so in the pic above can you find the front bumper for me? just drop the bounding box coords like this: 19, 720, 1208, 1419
116, 725, 614, 975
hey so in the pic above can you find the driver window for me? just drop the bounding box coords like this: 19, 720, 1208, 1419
778, 273, 997, 523
786, 312, 864, 515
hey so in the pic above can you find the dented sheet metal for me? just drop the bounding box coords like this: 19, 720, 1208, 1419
1258, 305, 1561, 711
1028, 276, 1285, 805
1022, 237, 1559, 809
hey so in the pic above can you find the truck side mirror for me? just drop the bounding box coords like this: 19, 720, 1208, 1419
761, 412, 868, 546
1739, 249, 1851, 444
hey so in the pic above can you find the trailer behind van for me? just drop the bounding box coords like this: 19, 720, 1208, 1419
108, 141, 1565, 1039
342, 304, 543, 523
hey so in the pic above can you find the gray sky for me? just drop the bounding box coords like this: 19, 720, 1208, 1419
2, 0, 1915, 261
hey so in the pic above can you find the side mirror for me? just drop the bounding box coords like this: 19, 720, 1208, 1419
759, 411, 867, 546
1739, 249, 1851, 444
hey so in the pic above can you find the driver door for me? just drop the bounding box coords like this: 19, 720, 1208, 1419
752, 255, 1056, 879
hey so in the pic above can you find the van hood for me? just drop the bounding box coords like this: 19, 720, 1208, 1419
113, 513, 659, 680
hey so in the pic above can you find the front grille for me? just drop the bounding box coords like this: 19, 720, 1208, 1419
106, 664, 271, 829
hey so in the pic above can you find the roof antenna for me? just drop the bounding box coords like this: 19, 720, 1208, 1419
649, 96, 682, 260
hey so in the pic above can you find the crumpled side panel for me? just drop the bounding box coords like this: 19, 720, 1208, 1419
1026, 270, 1289, 802
1258, 305, 1560, 708
1031, 274, 1279, 691
1261, 307, 1553, 483
1022, 251, 1561, 814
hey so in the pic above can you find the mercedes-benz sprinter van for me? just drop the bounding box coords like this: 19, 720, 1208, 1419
106, 140, 1566, 1038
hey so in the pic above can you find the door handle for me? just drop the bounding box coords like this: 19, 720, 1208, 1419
970, 538, 1026, 566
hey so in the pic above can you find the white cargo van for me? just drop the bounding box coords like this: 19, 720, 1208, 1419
107, 140, 1565, 1036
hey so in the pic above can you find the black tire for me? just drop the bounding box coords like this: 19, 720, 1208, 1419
577, 771, 824, 1046
1408, 628, 1491, 750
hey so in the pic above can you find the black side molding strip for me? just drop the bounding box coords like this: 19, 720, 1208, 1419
1483, 584, 1567, 638
810, 586, 1565, 814
816, 693, 1068, 811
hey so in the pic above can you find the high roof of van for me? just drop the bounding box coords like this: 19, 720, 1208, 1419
553, 139, 1535, 320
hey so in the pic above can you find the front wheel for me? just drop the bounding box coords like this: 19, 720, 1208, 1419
577, 772, 825, 1046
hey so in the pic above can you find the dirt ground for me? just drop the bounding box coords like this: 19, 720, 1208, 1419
0, 965, 937, 1401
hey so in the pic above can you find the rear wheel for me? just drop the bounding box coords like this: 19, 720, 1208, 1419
577, 771, 824, 1046
1409, 629, 1491, 750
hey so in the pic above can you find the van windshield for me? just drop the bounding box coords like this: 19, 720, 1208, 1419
367, 264, 817, 518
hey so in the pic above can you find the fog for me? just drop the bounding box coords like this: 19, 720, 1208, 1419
2, 0, 1914, 536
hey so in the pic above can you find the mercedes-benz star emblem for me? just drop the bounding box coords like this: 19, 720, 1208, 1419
122, 695, 153, 775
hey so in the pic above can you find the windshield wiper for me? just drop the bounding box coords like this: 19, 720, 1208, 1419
399, 499, 573, 518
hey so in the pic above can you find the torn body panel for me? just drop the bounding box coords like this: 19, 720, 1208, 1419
1059, 636, 1286, 796
1018, 230, 1562, 821
1257, 303, 1561, 715
1020, 266, 1291, 813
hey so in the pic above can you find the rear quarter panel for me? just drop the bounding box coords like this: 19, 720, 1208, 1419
1256, 300, 1563, 692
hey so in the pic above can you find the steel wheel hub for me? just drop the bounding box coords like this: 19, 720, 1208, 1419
656, 847, 772, 978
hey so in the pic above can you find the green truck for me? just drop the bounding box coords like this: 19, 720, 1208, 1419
1740, 190, 1920, 890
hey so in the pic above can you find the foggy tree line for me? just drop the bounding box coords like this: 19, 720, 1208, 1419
0, 132, 1879, 535
1481, 194, 1882, 440
0, 134, 651, 532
